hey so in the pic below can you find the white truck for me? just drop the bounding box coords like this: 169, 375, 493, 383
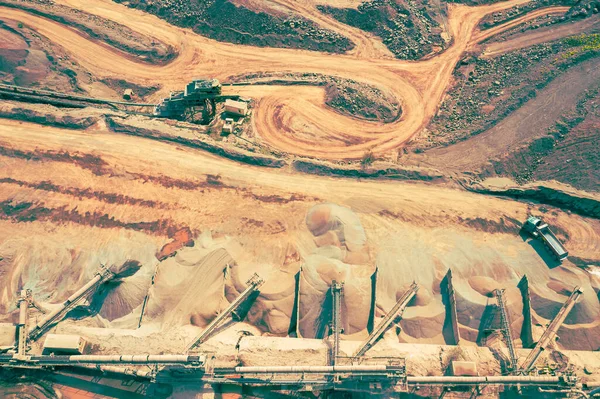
523, 216, 568, 262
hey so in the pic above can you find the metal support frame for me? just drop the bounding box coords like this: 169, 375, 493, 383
29, 265, 114, 341
444, 269, 461, 345
353, 282, 419, 359
520, 286, 584, 373
16, 290, 31, 357
494, 289, 518, 373
186, 273, 264, 351
518, 275, 534, 348
330, 281, 344, 364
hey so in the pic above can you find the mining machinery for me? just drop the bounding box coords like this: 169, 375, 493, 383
330, 281, 344, 364
186, 273, 264, 351
520, 286, 584, 373
14, 289, 46, 358
523, 216, 568, 262
153, 78, 242, 124
494, 289, 519, 373
28, 265, 115, 341
353, 282, 418, 359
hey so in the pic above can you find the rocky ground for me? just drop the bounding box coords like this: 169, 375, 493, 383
113, 0, 354, 54
416, 33, 600, 151
317, 0, 449, 60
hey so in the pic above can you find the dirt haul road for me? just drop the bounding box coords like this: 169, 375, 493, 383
0, 0, 567, 160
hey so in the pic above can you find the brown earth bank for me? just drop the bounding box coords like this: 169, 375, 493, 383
0, 0, 177, 64
408, 50, 600, 193
414, 33, 600, 151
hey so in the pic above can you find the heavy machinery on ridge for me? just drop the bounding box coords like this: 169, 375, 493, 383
153, 78, 243, 124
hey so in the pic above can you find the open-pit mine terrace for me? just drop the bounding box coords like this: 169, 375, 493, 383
0, 0, 599, 398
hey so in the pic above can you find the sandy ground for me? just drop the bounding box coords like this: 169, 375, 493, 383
0, 2, 599, 396
0, 118, 598, 352
0, 0, 566, 160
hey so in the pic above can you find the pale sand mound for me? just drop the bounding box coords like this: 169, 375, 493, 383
469, 276, 500, 297
306, 203, 370, 263
144, 244, 232, 328
296, 255, 372, 338
226, 259, 298, 336
0, 225, 158, 323
228, 204, 375, 338
91, 260, 149, 323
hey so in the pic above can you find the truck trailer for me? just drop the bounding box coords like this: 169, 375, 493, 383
523, 216, 568, 262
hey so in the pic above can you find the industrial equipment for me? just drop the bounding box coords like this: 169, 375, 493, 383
0, 353, 204, 367
186, 273, 264, 351
222, 118, 234, 134
523, 216, 568, 261
494, 289, 518, 373
330, 281, 344, 364
154, 78, 243, 124
29, 265, 115, 341
43, 334, 88, 355
451, 361, 478, 376
353, 282, 418, 358
14, 289, 46, 358
520, 286, 583, 373
223, 99, 249, 116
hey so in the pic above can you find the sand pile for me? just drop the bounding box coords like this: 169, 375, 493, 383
305, 203, 370, 265
0, 225, 158, 323
297, 204, 374, 338
144, 238, 232, 328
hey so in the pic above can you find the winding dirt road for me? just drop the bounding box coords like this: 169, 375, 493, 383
0, 0, 569, 159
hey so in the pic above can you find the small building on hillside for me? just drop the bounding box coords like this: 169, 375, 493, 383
224, 99, 248, 116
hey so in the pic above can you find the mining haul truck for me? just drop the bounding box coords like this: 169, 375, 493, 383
153, 78, 232, 124
523, 216, 568, 262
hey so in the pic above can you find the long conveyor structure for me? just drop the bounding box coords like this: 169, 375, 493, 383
520, 286, 584, 373
494, 289, 518, 372
353, 282, 419, 359
330, 281, 344, 364
186, 273, 264, 351
0, 84, 156, 109
28, 266, 115, 341
0, 348, 584, 395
